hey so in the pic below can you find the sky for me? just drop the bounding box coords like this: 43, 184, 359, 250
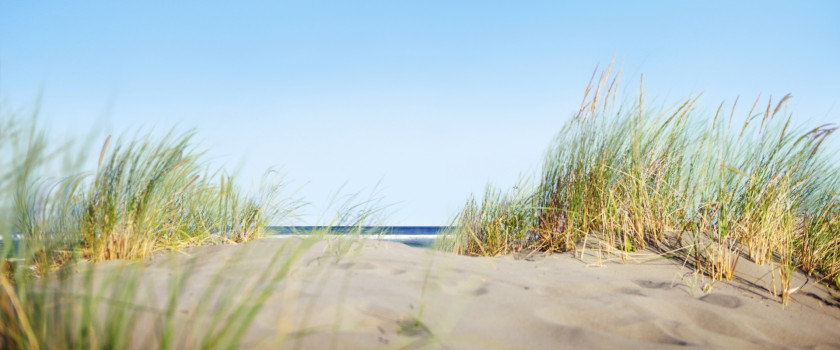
1, 1, 838, 225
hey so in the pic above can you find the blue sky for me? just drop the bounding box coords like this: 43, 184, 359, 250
1, 1, 838, 225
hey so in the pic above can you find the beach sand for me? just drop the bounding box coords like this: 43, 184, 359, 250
74, 237, 840, 349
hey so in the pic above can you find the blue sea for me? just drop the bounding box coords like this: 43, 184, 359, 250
0, 226, 446, 254
268, 226, 446, 248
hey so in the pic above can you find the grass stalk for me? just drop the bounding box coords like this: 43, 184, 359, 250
450, 63, 840, 305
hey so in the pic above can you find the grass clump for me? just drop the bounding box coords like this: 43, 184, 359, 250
14, 128, 298, 269
450, 62, 840, 303
452, 185, 534, 256
78, 130, 281, 261
0, 104, 303, 348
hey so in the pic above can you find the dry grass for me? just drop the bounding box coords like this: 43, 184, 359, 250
449, 61, 840, 305
0, 108, 303, 348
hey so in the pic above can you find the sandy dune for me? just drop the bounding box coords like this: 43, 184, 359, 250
78, 237, 840, 349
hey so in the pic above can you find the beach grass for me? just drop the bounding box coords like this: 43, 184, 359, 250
0, 107, 313, 348
9, 125, 301, 266
448, 63, 840, 303
451, 185, 534, 256
3, 63, 839, 347
0, 107, 391, 348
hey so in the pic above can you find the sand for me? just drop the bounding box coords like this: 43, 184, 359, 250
73, 237, 840, 349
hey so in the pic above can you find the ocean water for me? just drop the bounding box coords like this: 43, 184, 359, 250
268, 226, 446, 248
0, 226, 446, 254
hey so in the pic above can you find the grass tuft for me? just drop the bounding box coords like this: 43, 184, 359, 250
450, 62, 840, 305
0, 105, 304, 348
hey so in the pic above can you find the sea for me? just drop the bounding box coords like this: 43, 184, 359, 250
0, 226, 447, 254
268, 226, 446, 248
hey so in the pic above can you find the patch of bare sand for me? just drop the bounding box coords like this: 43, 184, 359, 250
86, 238, 840, 349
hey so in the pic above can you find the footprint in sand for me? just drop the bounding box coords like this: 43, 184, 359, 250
617, 287, 646, 297
699, 294, 742, 309
417, 279, 490, 297
337, 262, 376, 270
633, 280, 674, 290
473, 286, 489, 296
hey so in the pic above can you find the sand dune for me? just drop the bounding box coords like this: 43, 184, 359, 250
77, 237, 840, 349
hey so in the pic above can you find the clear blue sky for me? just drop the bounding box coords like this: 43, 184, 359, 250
1, 1, 838, 225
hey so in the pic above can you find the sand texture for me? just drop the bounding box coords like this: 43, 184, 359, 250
71, 238, 840, 349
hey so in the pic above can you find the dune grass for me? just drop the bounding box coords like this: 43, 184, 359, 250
0, 106, 392, 349
10, 127, 299, 270
449, 63, 840, 304
0, 106, 310, 348
451, 185, 534, 256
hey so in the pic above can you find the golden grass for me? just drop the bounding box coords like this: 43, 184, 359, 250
450, 61, 840, 305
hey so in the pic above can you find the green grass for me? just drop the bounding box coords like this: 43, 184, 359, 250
4, 63, 839, 347
0, 104, 392, 348
449, 64, 840, 304
0, 105, 309, 348
450, 185, 534, 256
10, 126, 300, 269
